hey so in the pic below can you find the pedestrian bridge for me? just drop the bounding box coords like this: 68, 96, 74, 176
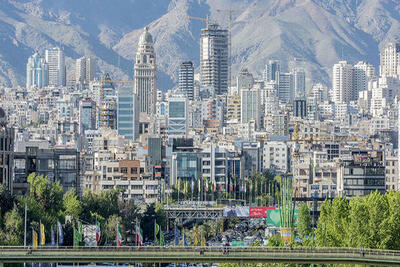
0, 247, 400, 266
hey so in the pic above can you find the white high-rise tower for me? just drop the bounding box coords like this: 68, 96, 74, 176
45, 47, 66, 86
332, 61, 353, 104
380, 42, 400, 77
134, 27, 157, 116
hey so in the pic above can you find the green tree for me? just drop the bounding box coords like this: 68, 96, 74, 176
80, 188, 120, 223
23, 173, 64, 234
380, 190, 400, 249
119, 199, 140, 244
0, 184, 15, 218
315, 197, 349, 247
155, 202, 167, 230
0, 207, 23, 245
63, 189, 82, 218
297, 202, 312, 239
103, 214, 123, 246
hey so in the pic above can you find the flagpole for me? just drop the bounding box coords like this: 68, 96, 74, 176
135, 218, 138, 247
39, 220, 42, 248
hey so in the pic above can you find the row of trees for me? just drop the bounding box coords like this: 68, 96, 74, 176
0, 173, 167, 246
294, 191, 400, 250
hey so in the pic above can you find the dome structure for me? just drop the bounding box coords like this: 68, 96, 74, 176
139, 27, 153, 44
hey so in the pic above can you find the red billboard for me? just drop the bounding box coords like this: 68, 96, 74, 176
249, 206, 275, 217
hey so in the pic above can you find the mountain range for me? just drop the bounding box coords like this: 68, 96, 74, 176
0, 0, 400, 90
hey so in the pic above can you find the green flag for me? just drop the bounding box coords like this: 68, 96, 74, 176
77, 221, 83, 242
154, 222, 159, 245
160, 230, 164, 246
73, 227, 80, 247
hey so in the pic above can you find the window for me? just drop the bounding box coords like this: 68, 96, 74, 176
121, 167, 127, 174
107, 167, 112, 173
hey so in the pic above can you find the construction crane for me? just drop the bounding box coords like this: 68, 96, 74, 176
216, 7, 266, 90
186, 15, 210, 29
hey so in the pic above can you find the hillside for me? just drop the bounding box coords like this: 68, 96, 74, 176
0, 0, 399, 90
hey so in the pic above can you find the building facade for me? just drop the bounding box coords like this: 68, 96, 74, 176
118, 86, 139, 140
45, 47, 66, 87
26, 53, 48, 89
134, 27, 157, 116
200, 24, 228, 96
179, 61, 194, 100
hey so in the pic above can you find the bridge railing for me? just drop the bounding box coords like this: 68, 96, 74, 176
0, 246, 400, 257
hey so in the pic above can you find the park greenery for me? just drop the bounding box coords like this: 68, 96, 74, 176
1, 172, 400, 252
0, 173, 154, 246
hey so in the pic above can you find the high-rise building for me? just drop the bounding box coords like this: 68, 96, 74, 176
118, 86, 139, 140
241, 87, 261, 129
293, 68, 306, 98
178, 61, 194, 100
75, 57, 86, 84
86, 56, 96, 82
99, 74, 117, 129
76, 56, 97, 85
332, 61, 353, 104
45, 47, 66, 86
168, 95, 188, 137
26, 53, 48, 89
379, 42, 400, 77
200, 24, 228, 96
134, 27, 157, 116
353, 61, 375, 96
79, 99, 97, 134
236, 68, 254, 94
277, 72, 294, 103
263, 60, 280, 82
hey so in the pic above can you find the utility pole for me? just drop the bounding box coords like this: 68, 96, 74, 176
24, 202, 28, 248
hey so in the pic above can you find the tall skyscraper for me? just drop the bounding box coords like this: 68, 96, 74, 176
76, 56, 97, 85
99, 74, 117, 129
134, 27, 157, 116
241, 87, 261, 129
178, 61, 194, 100
76, 57, 86, 84
380, 42, 400, 77
236, 68, 254, 95
26, 53, 48, 89
332, 61, 353, 104
118, 86, 139, 140
293, 68, 306, 98
86, 56, 96, 82
277, 72, 294, 103
45, 47, 66, 86
200, 24, 228, 96
263, 60, 280, 82
79, 99, 97, 134
353, 61, 375, 95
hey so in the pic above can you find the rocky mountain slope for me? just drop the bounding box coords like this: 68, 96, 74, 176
0, 0, 399, 90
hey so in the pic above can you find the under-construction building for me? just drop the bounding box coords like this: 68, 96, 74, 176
200, 23, 228, 96
99, 73, 117, 129
13, 147, 80, 195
